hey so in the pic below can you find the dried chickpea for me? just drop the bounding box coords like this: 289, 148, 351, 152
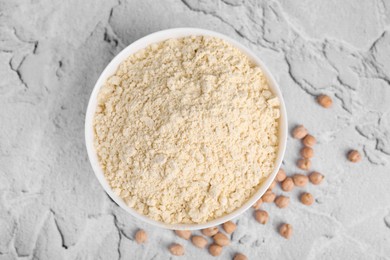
222, 221, 236, 234
317, 94, 333, 108
252, 198, 263, 210
279, 223, 293, 239
348, 150, 361, 162
281, 177, 294, 192
202, 227, 219, 237
309, 171, 324, 185
292, 174, 308, 187
292, 125, 308, 139
175, 230, 191, 240
300, 147, 314, 159
169, 243, 184, 256
262, 190, 276, 203
300, 192, 314, 205
297, 158, 311, 170
276, 168, 287, 182
135, 229, 147, 244
303, 134, 316, 147
209, 244, 222, 256
234, 253, 248, 260
254, 210, 269, 224
213, 232, 230, 246
274, 195, 290, 208
268, 180, 277, 190
191, 235, 208, 248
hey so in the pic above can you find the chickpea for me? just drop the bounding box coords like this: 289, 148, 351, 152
292, 174, 308, 187
268, 180, 277, 190
309, 171, 324, 185
279, 223, 293, 239
202, 227, 219, 237
174, 230, 191, 240
297, 158, 311, 170
281, 177, 294, 192
191, 235, 208, 248
276, 168, 287, 182
222, 221, 236, 234
209, 244, 222, 256
300, 147, 314, 159
348, 150, 361, 162
317, 94, 333, 108
292, 125, 308, 139
252, 198, 263, 210
254, 210, 269, 224
135, 229, 147, 244
302, 134, 316, 147
169, 243, 184, 256
300, 192, 314, 205
262, 190, 276, 203
213, 232, 230, 246
274, 195, 290, 208
234, 253, 248, 260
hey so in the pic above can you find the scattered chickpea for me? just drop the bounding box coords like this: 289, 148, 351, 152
254, 210, 269, 224
279, 223, 293, 239
300, 192, 314, 206
292, 125, 308, 139
213, 232, 230, 246
135, 229, 147, 244
292, 174, 308, 187
300, 147, 314, 159
303, 134, 316, 147
348, 150, 361, 163
262, 190, 276, 203
268, 180, 277, 190
281, 177, 294, 192
191, 235, 208, 249
222, 221, 236, 234
234, 253, 248, 260
174, 230, 191, 240
274, 195, 290, 208
317, 94, 333, 108
209, 244, 222, 256
276, 168, 287, 182
297, 158, 311, 170
202, 227, 219, 237
252, 198, 263, 210
309, 171, 324, 185
169, 243, 184, 256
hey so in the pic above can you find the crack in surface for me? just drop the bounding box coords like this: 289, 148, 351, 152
221, 0, 243, 7
384, 212, 390, 228
180, 0, 258, 45
8, 55, 28, 89
50, 210, 68, 250
4, 28, 39, 89
362, 145, 386, 165
282, 53, 317, 97
112, 214, 122, 260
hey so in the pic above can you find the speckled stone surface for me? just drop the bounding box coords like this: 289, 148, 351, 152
1, 0, 390, 259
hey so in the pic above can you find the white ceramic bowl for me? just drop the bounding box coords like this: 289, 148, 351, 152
85, 28, 287, 230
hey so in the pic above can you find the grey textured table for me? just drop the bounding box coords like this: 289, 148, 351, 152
1, 0, 390, 259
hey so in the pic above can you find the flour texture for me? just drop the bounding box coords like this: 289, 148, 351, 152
94, 36, 280, 224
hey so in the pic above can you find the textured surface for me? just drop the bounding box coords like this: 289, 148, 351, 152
0, 0, 389, 259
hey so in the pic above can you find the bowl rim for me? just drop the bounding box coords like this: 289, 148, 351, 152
85, 27, 288, 230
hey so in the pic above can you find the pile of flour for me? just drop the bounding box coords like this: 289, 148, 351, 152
94, 36, 280, 224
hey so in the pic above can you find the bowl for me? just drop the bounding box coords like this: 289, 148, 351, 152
85, 28, 287, 230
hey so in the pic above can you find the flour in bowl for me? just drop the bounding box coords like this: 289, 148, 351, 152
94, 36, 280, 224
